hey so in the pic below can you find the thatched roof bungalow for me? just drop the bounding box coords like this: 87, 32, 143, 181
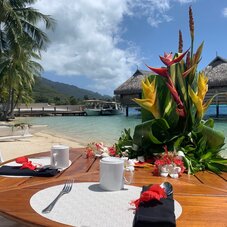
114, 69, 155, 107
114, 56, 227, 116
204, 56, 227, 105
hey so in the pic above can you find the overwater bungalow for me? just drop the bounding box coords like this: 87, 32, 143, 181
114, 56, 227, 117
114, 69, 155, 116
204, 56, 227, 116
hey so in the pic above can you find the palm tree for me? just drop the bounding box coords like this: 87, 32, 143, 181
0, 0, 55, 120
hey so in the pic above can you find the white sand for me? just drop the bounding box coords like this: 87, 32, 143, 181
0, 132, 84, 161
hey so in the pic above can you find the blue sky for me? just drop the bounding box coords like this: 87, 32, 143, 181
34, 0, 227, 96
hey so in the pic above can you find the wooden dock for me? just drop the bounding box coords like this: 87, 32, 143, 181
14, 107, 86, 117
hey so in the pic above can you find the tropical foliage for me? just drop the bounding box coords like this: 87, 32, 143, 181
117, 7, 227, 174
0, 0, 55, 120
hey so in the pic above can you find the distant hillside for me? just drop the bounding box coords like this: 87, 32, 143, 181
32, 77, 112, 104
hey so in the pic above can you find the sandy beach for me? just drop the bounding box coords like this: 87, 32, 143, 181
0, 132, 84, 161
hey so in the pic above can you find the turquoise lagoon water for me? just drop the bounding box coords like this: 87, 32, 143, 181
16, 106, 227, 156
17, 111, 141, 146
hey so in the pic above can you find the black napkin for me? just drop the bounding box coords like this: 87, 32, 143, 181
0, 166, 59, 177
133, 184, 176, 227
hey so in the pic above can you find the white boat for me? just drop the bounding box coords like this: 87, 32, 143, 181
84, 100, 102, 116
84, 100, 123, 116
101, 102, 123, 115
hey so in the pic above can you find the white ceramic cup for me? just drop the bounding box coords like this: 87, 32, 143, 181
99, 157, 133, 191
50, 145, 69, 169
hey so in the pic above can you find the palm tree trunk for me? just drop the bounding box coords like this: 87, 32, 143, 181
8, 88, 15, 118
1, 85, 13, 120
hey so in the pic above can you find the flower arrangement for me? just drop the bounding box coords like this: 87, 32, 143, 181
85, 142, 117, 158
116, 7, 227, 174
153, 146, 185, 178
85, 141, 136, 172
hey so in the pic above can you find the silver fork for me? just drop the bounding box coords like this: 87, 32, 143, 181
42, 179, 74, 214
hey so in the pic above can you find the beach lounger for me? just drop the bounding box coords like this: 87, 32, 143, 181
0, 134, 33, 142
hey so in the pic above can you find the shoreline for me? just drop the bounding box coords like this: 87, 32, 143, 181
0, 131, 84, 161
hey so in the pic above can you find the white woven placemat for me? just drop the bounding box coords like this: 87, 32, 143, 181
30, 182, 182, 227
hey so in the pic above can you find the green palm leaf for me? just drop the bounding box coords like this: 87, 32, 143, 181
199, 123, 225, 149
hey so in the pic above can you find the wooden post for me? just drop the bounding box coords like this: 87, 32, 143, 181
18, 108, 20, 116
54, 107, 56, 116
215, 92, 219, 118
216, 101, 219, 118
126, 106, 129, 117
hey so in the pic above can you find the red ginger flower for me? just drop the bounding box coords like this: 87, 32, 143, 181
20, 161, 36, 170
131, 184, 167, 209
16, 156, 28, 164
159, 48, 189, 67
153, 146, 186, 177
166, 79, 186, 117
16, 156, 36, 170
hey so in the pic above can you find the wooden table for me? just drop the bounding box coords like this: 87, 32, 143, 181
0, 148, 226, 227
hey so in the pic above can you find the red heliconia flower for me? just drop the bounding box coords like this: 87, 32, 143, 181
159, 48, 189, 66
176, 108, 186, 117
166, 80, 186, 117
166, 81, 182, 105
146, 65, 169, 77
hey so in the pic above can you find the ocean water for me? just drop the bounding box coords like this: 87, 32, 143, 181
16, 106, 227, 154
17, 109, 142, 146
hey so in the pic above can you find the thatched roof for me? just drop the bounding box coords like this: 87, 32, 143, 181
114, 69, 155, 95
204, 56, 227, 88
115, 56, 227, 96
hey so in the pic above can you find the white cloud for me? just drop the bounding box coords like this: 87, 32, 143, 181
223, 8, 227, 17
175, 0, 196, 3
34, 0, 139, 94
127, 0, 172, 27
33, 0, 195, 95
128, 0, 195, 27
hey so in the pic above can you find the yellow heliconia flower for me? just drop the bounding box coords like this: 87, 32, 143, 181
197, 71, 208, 101
188, 71, 209, 118
133, 77, 160, 119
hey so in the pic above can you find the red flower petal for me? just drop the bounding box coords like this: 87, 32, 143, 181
160, 48, 189, 66
146, 65, 169, 77
20, 161, 36, 170
131, 184, 167, 208
16, 156, 28, 164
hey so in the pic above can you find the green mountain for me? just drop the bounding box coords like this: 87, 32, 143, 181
32, 77, 112, 104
